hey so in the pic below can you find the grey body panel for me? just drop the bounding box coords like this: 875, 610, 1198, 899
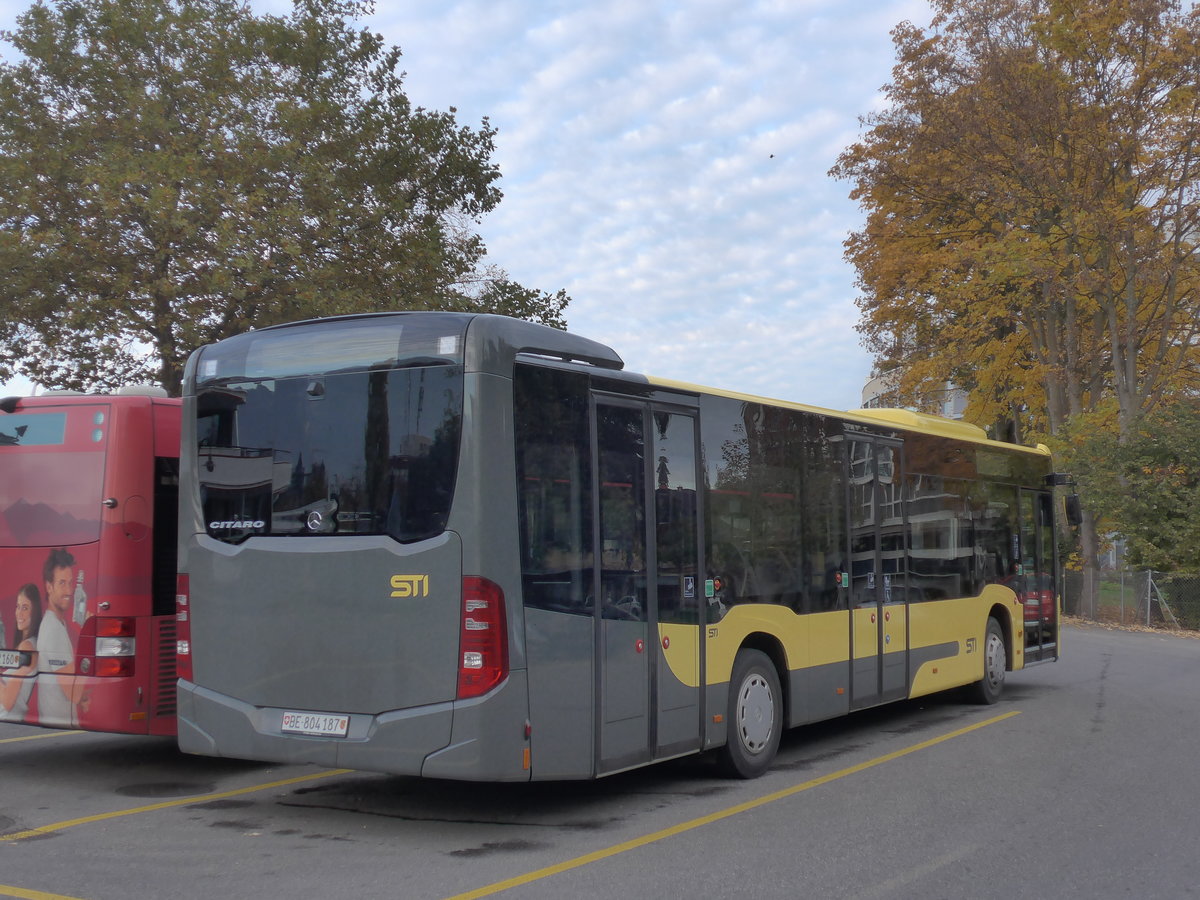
184, 531, 462, 715
178, 672, 531, 780
704, 682, 729, 750
599, 619, 650, 770
463, 314, 623, 375
411, 671, 531, 781
656, 636, 701, 753
882, 640, 910, 701
524, 608, 595, 779
446, 371, 527, 672
788, 658, 852, 726
177, 335, 539, 780
177, 679, 453, 771
910, 640, 960, 674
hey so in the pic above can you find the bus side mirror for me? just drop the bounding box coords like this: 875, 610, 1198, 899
1065, 494, 1083, 527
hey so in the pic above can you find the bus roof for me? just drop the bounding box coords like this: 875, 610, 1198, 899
185, 310, 1046, 457
645, 374, 1050, 456
184, 312, 627, 386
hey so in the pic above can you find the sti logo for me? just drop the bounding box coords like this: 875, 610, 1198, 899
390, 574, 430, 599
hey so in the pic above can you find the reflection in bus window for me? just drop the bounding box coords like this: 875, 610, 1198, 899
597, 405, 647, 622
197, 366, 462, 543
700, 397, 847, 617
653, 412, 698, 625
0, 411, 105, 548
514, 365, 593, 615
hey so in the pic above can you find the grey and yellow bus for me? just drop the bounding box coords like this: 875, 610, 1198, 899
175, 312, 1062, 780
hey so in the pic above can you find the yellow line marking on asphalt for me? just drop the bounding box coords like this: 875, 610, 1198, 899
0, 885, 84, 900
0, 768, 354, 842
0, 731, 83, 745
443, 711, 1022, 900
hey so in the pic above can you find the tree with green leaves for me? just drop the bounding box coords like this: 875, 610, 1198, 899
1074, 402, 1200, 571
0, 0, 568, 394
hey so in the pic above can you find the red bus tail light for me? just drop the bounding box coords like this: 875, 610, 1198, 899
457, 577, 508, 699
77, 616, 136, 677
175, 574, 193, 682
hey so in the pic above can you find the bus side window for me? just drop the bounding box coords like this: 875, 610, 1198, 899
514, 365, 593, 616
152, 457, 180, 617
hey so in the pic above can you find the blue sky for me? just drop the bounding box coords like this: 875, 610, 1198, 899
0, 0, 932, 409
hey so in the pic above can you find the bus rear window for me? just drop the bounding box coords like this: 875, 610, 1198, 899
0, 413, 67, 446
0, 410, 106, 547
197, 366, 463, 544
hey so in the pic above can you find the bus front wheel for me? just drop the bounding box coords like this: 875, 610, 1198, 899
718, 649, 782, 779
970, 617, 1006, 705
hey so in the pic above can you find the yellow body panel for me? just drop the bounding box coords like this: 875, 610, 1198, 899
704, 606, 802, 685
908, 584, 1024, 696
660, 583, 1025, 701
658, 622, 701, 687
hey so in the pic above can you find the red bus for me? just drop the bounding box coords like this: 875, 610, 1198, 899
0, 391, 180, 735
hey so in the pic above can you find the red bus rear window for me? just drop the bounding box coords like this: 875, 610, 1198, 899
0, 408, 106, 547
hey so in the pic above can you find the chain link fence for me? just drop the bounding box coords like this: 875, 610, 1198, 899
1065, 570, 1200, 631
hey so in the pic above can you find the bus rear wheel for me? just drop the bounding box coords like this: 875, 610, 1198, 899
718, 649, 782, 779
970, 617, 1006, 705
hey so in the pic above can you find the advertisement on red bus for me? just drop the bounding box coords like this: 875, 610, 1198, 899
0, 393, 180, 734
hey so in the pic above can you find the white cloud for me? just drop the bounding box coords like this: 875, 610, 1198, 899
0, 0, 933, 407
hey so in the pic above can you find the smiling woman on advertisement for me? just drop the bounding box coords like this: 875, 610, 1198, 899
0, 583, 42, 721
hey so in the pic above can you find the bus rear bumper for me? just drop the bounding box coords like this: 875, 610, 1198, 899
177, 680, 452, 773
176, 673, 530, 780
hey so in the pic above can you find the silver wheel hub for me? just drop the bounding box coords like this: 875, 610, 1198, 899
984, 631, 1006, 688
737, 673, 774, 754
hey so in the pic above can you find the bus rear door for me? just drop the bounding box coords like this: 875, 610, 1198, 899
847, 435, 909, 709
594, 397, 703, 774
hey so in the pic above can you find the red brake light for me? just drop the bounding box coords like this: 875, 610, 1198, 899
457, 577, 508, 699
95, 617, 135, 637
93, 656, 135, 677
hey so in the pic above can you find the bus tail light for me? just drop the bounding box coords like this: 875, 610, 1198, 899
77, 617, 136, 677
175, 574, 193, 682
458, 577, 508, 699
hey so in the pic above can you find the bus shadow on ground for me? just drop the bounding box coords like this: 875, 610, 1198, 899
0, 731, 277, 799
269, 690, 1028, 832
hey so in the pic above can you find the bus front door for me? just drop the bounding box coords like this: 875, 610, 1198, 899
1019, 490, 1059, 663
593, 398, 703, 774
848, 436, 908, 710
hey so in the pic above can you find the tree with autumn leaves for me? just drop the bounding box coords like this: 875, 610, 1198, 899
0, 0, 568, 395
834, 0, 1200, 606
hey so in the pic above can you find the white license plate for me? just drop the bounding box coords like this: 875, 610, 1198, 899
280, 711, 350, 737
0, 650, 23, 669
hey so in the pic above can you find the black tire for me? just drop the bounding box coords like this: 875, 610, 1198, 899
970, 617, 1006, 705
717, 649, 782, 778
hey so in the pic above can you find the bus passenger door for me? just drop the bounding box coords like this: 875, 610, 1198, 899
593, 399, 702, 774
1019, 490, 1058, 663
847, 436, 908, 709
649, 408, 702, 760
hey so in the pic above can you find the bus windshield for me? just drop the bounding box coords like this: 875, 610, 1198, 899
0, 409, 106, 547
195, 317, 467, 543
